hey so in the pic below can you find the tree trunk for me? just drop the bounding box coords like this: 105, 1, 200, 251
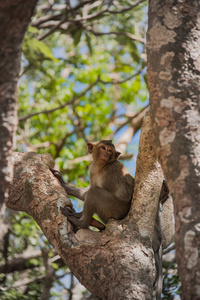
7, 112, 164, 299
147, 1, 200, 299
0, 0, 38, 209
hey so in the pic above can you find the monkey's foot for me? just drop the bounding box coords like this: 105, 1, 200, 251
67, 208, 82, 218
50, 169, 65, 185
60, 206, 80, 232
60, 206, 82, 218
60, 207, 105, 231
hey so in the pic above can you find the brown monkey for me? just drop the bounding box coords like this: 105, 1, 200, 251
51, 140, 174, 299
51, 140, 134, 230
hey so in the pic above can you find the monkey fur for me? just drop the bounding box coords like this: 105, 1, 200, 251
52, 140, 134, 229
51, 140, 174, 299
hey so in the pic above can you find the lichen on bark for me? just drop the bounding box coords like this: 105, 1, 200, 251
147, 1, 200, 298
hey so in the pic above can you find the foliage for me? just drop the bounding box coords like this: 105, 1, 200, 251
18, 1, 148, 186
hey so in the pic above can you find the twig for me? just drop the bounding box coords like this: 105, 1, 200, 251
113, 105, 149, 136
107, 0, 146, 14
85, 27, 145, 44
163, 243, 175, 255
100, 68, 145, 85
37, 15, 67, 40
32, 13, 63, 27
19, 77, 100, 122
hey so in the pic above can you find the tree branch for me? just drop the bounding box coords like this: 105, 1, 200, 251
41, 249, 55, 300
86, 27, 145, 44
107, 0, 146, 14
128, 110, 164, 236
99, 67, 145, 85
18, 77, 100, 122
64, 106, 148, 167
0, 249, 41, 274
7, 109, 164, 299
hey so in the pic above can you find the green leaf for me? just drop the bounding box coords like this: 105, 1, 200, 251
28, 26, 39, 34
86, 33, 93, 55
26, 38, 58, 61
73, 29, 83, 46
51, 262, 59, 270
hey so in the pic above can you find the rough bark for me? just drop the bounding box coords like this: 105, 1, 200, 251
6, 112, 164, 299
147, 1, 200, 299
0, 0, 38, 209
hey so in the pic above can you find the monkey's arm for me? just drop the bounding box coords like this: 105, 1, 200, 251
51, 169, 89, 201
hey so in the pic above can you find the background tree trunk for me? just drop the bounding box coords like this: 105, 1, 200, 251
0, 0, 38, 209
147, 1, 200, 299
7, 112, 164, 299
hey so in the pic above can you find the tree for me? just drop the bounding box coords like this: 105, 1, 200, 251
6, 112, 163, 299
2, 0, 193, 299
147, 0, 200, 299
0, 0, 38, 209
1, 1, 155, 299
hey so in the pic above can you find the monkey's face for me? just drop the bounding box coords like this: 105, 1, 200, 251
97, 144, 114, 164
87, 140, 121, 164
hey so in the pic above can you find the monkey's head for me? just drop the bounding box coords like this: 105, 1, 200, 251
87, 140, 121, 165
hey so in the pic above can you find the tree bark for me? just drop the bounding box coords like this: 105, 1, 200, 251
7, 112, 164, 299
0, 0, 38, 209
147, 1, 200, 299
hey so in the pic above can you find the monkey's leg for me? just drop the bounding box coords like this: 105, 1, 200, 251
60, 207, 105, 230
89, 218, 105, 230
63, 209, 89, 228
51, 169, 89, 201
82, 186, 129, 226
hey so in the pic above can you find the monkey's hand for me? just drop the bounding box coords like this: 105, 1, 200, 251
50, 168, 65, 185
51, 169, 88, 201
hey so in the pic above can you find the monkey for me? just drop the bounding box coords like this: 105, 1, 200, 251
51, 140, 174, 299
51, 140, 135, 230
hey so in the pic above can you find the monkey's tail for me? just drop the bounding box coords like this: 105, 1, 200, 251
155, 247, 163, 300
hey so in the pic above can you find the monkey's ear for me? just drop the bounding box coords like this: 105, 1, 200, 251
115, 151, 121, 160
87, 142, 96, 154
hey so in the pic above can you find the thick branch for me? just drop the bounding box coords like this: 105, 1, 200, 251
0, 0, 38, 209
7, 113, 164, 299
6, 166, 152, 298
128, 110, 164, 239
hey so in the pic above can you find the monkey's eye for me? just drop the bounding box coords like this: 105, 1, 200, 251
101, 146, 106, 151
108, 149, 113, 154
